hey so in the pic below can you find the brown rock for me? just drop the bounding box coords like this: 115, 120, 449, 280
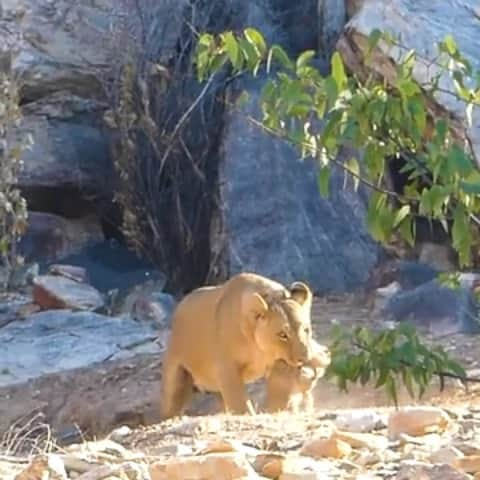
15, 455, 67, 480
453, 456, 480, 474
150, 453, 256, 480
254, 454, 287, 478
334, 430, 389, 450
33, 275, 104, 311
388, 407, 452, 440
300, 434, 352, 459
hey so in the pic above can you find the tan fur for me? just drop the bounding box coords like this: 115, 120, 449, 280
160, 272, 314, 419
265, 339, 331, 414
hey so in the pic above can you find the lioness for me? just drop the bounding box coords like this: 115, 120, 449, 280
265, 339, 331, 413
160, 272, 313, 419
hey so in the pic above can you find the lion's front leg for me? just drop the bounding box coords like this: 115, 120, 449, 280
217, 362, 254, 415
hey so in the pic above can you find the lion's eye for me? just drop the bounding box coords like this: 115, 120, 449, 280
304, 327, 310, 335
278, 331, 289, 341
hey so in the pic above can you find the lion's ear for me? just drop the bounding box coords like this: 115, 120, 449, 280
242, 292, 269, 318
289, 281, 312, 308
240, 292, 269, 339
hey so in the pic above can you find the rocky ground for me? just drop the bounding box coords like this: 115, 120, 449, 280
4, 402, 480, 479
2, 293, 480, 479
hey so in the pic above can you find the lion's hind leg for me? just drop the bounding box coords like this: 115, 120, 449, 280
160, 354, 194, 420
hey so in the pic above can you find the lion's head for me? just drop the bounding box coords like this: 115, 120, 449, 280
242, 281, 314, 367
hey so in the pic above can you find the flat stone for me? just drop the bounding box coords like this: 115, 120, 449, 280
48, 264, 89, 284
33, 275, 104, 311
0, 310, 159, 386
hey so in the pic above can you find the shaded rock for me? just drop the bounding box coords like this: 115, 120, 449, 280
113, 281, 175, 328
33, 275, 104, 311
318, 0, 347, 65
1, 0, 187, 197
338, 0, 480, 162
220, 75, 378, 294
51, 240, 164, 294
388, 407, 452, 440
131, 292, 176, 327
418, 242, 457, 272
382, 277, 480, 335
366, 260, 440, 292
18, 212, 104, 263
0, 353, 163, 439
0, 310, 159, 387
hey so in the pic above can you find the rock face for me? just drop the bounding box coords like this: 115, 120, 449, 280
220, 76, 379, 294
0, 310, 159, 386
338, 0, 480, 161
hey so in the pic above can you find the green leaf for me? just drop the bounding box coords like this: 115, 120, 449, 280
448, 144, 473, 176
444, 34, 458, 56
385, 375, 398, 406
269, 45, 294, 70
393, 205, 410, 228
244, 28, 267, 56
331, 52, 347, 90
345, 157, 360, 191
296, 50, 316, 72
222, 32, 241, 70
318, 166, 331, 198
401, 367, 416, 399
452, 204, 472, 266
460, 180, 480, 195
397, 78, 420, 97
367, 29, 382, 53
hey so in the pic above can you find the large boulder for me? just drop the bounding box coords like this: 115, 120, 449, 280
338, 0, 480, 161
220, 76, 379, 294
217, 0, 378, 295
0, 0, 188, 195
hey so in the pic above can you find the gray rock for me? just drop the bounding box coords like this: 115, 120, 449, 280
49, 240, 165, 294
220, 76, 379, 294
382, 277, 480, 335
0, 310, 160, 387
318, 0, 347, 64
0, 0, 187, 193
340, 0, 480, 163
366, 260, 441, 292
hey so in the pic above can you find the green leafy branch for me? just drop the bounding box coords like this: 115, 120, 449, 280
195, 28, 480, 267
325, 323, 474, 406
